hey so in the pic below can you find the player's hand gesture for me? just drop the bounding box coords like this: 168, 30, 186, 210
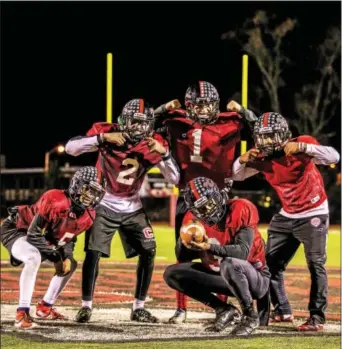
227, 100, 242, 113
190, 235, 210, 250
284, 142, 300, 156
103, 132, 127, 146
165, 99, 181, 111
147, 137, 167, 155
239, 149, 260, 164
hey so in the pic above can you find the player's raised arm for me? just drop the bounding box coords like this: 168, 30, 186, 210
283, 136, 340, 165
154, 99, 182, 117
65, 123, 126, 156
227, 100, 259, 128
231, 150, 260, 181
147, 137, 180, 185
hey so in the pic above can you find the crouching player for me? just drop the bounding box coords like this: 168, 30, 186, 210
0, 166, 105, 329
164, 177, 270, 336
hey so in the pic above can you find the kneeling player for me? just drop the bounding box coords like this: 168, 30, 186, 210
164, 177, 270, 336
0, 166, 105, 329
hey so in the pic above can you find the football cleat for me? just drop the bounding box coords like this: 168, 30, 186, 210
168, 308, 187, 324
74, 306, 92, 323
130, 308, 159, 323
296, 316, 324, 331
36, 302, 66, 320
269, 310, 294, 323
205, 304, 241, 332
15, 310, 37, 329
230, 313, 260, 336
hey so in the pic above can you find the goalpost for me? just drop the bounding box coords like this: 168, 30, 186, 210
105, 53, 249, 227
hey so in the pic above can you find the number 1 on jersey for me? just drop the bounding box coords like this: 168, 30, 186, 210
190, 129, 203, 163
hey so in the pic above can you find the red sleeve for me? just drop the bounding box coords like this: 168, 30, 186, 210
86, 122, 118, 136
225, 199, 259, 236
297, 135, 320, 146
36, 190, 57, 222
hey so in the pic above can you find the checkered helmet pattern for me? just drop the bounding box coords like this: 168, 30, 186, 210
120, 98, 155, 142
184, 81, 220, 124
69, 166, 105, 209
253, 112, 292, 154
184, 177, 225, 225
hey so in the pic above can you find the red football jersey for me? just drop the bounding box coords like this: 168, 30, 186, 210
87, 122, 168, 197
16, 189, 95, 247
182, 198, 266, 273
246, 136, 327, 214
164, 109, 243, 189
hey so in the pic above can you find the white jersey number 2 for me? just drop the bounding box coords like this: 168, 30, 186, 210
190, 129, 203, 163
117, 158, 140, 185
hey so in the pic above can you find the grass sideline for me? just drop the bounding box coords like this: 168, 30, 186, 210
0, 225, 340, 267
1, 334, 341, 349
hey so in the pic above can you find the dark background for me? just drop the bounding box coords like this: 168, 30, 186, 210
1, 1, 341, 169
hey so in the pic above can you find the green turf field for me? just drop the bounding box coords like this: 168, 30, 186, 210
1, 334, 340, 349
1, 225, 340, 267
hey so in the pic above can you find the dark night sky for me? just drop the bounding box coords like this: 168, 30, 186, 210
1, 1, 341, 168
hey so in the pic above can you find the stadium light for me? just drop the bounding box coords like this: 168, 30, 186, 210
44, 145, 66, 173
57, 145, 65, 154
330, 163, 336, 169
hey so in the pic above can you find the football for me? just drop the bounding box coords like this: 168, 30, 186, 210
180, 219, 205, 245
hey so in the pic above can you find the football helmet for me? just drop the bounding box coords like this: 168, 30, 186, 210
184, 177, 225, 225
68, 166, 105, 209
119, 99, 155, 142
184, 81, 220, 124
253, 112, 292, 155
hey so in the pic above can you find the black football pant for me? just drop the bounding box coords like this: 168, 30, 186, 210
164, 259, 270, 314
266, 213, 329, 323
82, 205, 156, 303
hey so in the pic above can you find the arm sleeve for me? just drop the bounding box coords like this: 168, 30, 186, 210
65, 135, 99, 156
175, 237, 201, 262
208, 227, 254, 259
26, 214, 61, 262
155, 151, 180, 185
231, 157, 260, 181
305, 143, 340, 165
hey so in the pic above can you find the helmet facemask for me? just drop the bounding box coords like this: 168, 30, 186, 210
69, 167, 106, 209
125, 112, 155, 142
185, 177, 225, 226
186, 98, 219, 125
253, 113, 292, 156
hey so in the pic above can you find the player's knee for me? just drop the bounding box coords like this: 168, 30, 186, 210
266, 255, 286, 274
220, 257, 241, 280
70, 258, 78, 273
306, 254, 327, 270
139, 247, 156, 261
163, 264, 178, 288
25, 249, 41, 269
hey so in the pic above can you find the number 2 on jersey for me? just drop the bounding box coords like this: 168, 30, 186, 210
117, 158, 139, 185
190, 129, 203, 163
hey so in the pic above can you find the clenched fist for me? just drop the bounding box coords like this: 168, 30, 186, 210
103, 132, 127, 146
147, 137, 167, 155
239, 149, 261, 164
227, 100, 242, 113
284, 142, 300, 156
165, 99, 181, 111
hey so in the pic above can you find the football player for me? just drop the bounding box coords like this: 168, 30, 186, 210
154, 81, 258, 323
229, 100, 340, 331
163, 177, 270, 336
0, 166, 105, 329
65, 98, 180, 323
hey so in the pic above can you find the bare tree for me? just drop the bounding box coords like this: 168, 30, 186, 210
292, 27, 341, 143
222, 10, 296, 112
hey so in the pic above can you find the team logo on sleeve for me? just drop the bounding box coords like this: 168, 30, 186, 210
310, 217, 321, 227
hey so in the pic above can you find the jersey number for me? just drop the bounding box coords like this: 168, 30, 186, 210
117, 158, 140, 185
58, 232, 75, 247
190, 129, 203, 163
